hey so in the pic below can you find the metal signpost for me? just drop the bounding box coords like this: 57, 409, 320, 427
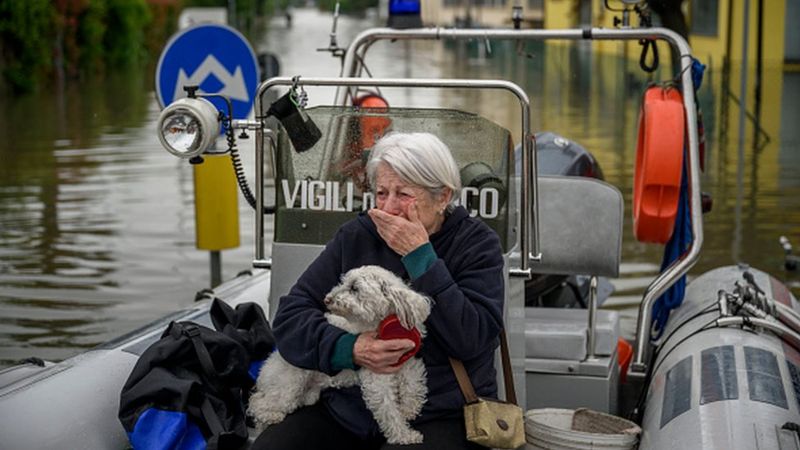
155, 24, 260, 287
156, 23, 260, 119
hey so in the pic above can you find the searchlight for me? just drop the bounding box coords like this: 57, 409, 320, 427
156, 96, 221, 159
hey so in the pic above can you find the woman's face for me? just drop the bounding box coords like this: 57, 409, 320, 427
374, 163, 449, 235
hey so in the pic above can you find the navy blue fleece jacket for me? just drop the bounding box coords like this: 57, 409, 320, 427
271, 206, 505, 438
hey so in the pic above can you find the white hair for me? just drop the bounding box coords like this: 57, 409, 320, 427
366, 132, 461, 212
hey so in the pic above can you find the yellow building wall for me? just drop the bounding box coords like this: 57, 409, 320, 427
543, 0, 788, 74
542, 0, 676, 73
539, 0, 787, 207
686, 0, 785, 180
691, 0, 786, 69
543, 0, 577, 28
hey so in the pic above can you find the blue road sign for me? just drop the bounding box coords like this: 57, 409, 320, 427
155, 23, 259, 120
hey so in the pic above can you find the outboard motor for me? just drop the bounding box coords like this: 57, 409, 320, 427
515, 131, 604, 180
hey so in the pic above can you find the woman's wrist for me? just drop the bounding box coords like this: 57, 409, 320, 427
331, 333, 358, 371
402, 242, 437, 280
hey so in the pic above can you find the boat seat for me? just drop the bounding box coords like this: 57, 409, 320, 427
525, 307, 619, 361
532, 175, 623, 278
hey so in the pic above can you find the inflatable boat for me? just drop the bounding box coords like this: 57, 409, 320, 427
2, 18, 799, 450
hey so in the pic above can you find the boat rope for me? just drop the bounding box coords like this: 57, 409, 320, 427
638, 39, 659, 73
636, 4, 658, 73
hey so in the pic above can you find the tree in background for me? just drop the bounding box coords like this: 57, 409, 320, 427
0, 0, 55, 93
0, 0, 274, 94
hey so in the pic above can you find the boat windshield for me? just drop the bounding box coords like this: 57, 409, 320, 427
273, 106, 514, 251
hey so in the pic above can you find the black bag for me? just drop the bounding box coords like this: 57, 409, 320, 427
119, 299, 274, 450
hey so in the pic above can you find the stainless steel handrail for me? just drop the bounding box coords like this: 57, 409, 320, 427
253, 76, 538, 277
333, 26, 702, 375
253, 128, 275, 269
586, 276, 599, 361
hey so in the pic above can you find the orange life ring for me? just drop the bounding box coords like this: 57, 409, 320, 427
336, 94, 391, 191
633, 85, 685, 244
354, 93, 391, 149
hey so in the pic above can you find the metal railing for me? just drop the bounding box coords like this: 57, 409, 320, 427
330, 26, 704, 375
252, 76, 540, 277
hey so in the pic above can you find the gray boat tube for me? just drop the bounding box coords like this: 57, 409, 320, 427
640, 265, 800, 449
0, 269, 271, 450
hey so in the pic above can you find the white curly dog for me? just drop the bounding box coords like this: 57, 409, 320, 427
248, 265, 432, 444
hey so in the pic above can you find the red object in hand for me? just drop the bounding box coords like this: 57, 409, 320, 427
377, 314, 421, 366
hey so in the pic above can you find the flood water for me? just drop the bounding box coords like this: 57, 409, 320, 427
0, 8, 798, 367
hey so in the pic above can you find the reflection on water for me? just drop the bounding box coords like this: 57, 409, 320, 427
0, 8, 797, 366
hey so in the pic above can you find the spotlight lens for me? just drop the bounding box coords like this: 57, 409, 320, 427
156, 97, 220, 158
161, 108, 203, 154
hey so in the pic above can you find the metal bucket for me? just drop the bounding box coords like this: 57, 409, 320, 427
525, 408, 641, 450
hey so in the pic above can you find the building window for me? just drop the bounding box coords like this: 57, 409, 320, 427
691, 0, 719, 37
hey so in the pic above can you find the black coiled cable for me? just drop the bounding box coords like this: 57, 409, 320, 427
223, 113, 275, 215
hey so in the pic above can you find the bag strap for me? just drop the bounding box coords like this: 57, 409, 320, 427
449, 358, 479, 403
498, 329, 517, 405
181, 324, 219, 380
201, 397, 225, 437
449, 328, 517, 405
172, 322, 225, 394
179, 323, 228, 440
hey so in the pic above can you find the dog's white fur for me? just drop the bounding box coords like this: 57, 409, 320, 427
248, 265, 432, 444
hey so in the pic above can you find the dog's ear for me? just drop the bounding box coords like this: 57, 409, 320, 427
382, 279, 431, 329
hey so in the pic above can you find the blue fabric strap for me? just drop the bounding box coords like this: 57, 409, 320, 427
651, 157, 692, 339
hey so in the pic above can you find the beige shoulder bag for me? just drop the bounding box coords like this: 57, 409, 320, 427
449, 330, 526, 449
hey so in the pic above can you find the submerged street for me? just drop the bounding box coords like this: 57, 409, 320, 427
0, 7, 798, 367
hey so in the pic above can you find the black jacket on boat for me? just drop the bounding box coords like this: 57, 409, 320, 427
272, 206, 505, 438
119, 300, 275, 450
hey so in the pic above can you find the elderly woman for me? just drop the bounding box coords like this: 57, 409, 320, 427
252, 132, 505, 450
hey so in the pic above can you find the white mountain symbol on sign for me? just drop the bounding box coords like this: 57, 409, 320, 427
172, 55, 250, 103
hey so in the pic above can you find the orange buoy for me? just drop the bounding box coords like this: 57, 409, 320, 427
633, 85, 685, 244
354, 93, 391, 149
336, 94, 391, 190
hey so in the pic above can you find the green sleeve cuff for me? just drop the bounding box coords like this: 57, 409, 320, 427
402, 242, 437, 280
331, 333, 358, 371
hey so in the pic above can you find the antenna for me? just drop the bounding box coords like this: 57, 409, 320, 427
317, 2, 345, 58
